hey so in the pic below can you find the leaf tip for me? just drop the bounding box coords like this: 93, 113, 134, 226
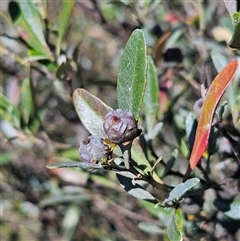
46, 164, 55, 169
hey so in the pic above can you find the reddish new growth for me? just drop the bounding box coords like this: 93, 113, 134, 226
111, 115, 121, 124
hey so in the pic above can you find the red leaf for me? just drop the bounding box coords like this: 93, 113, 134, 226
189, 60, 238, 170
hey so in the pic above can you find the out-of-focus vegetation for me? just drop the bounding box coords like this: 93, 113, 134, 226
1, 1, 240, 241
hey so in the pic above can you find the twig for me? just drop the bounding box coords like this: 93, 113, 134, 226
119, 141, 133, 170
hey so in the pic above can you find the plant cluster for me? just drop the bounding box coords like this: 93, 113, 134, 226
1, 1, 240, 240
48, 28, 239, 240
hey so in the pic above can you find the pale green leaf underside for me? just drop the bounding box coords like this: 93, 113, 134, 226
163, 178, 200, 205
46, 161, 104, 171
214, 199, 240, 220
73, 88, 112, 138
138, 222, 166, 234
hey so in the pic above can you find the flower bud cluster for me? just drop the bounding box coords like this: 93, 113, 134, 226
79, 135, 112, 164
79, 109, 141, 165
103, 109, 141, 145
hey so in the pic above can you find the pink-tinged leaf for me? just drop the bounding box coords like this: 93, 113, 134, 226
189, 60, 239, 170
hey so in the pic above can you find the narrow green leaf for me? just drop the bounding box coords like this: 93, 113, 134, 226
0, 152, 13, 166
63, 204, 80, 236
13, 0, 52, 59
46, 161, 104, 171
207, 128, 219, 157
17, 0, 46, 45
73, 88, 112, 138
143, 56, 159, 136
173, 116, 189, 158
117, 29, 147, 119
138, 222, 166, 234
163, 149, 179, 176
150, 122, 164, 140
56, 62, 66, 80
140, 200, 171, 221
40, 194, 91, 207
185, 112, 197, 149
29, 107, 46, 134
24, 50, 52, 62
131, 142, 165, 187
167, 209, 183, 241
56, 0, 74, 55
131, 139, 152, 173
0, 93, 21, 128
163, 178, 200, 206
20, 78, 33, 124
214, 198, 240, 220
229, 11, 240, 49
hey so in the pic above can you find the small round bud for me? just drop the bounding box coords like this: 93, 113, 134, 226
193, 98, 204, 118
79, 135, 112, 164
103, 109, 141, 144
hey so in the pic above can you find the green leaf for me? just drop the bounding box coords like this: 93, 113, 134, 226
207, 127, 219, 157
29, 107, 47, 134
163, 149, 179, 176
163, 178, 200, 206
20, 78, 33, 125
229, 11, 240, 49
116, 172, 157, 203
117, 29, 147, 119
46, 161, 104, 171
60, 148, 80, 161
143, 56, 159, 136
167, 208, 183, 241
56, 62, 66, 80
0, 93, 21, 128
150, 122, 164, 140
214, 198, 240, 220
131, 140, 165, 187
185, 112, 197, 149
40, 194, 91, 207
73, 88, 112, 138
56, 0, 74, 55
138, 222, 166, 234
63, 204, 80, 237
140, 200, 171, 221
24, 50, 52, 62
0, 152, 13, 166
131, 139, 152, 173
173, 114, 189, 158
13, 0, 52, 59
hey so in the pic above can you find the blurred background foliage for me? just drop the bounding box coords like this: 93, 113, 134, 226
1, 0, 240, 240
